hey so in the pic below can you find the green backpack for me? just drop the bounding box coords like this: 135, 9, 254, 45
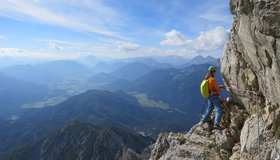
200, 79, 209, 98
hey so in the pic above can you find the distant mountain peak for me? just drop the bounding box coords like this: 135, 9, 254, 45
192, 55, 216, 60
192, 55, 204, 59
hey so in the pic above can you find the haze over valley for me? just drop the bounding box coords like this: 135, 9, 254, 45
0, 55, 223, 159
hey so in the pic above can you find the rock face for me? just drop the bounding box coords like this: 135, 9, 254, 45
221, 0, 280, 159
222, 0, 280, 109
150, 0, 280, 159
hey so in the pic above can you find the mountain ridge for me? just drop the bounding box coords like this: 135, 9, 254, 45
0, 72, 49, 118
1, 121, 152, 160
103, 62, 224, 116
0, 89, 193, 159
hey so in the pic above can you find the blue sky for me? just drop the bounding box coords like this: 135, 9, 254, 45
0, 0, 232, 60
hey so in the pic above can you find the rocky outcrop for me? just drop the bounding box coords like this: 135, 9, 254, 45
150, 103, 248, 159
150, 0, 280, 159
120, 145, 153, 160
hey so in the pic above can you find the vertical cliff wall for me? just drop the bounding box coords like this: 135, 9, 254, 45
221, 0, 280, 111
220, 0, 280, 159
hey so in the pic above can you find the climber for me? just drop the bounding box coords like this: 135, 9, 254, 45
201, 66, 225, 129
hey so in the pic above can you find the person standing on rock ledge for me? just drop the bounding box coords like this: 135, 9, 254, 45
201, 66, 225, 129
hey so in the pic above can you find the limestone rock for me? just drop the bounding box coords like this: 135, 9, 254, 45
121, 145, 153, 160
221, 0, 280, 159
150, 104, 246, 160
221, 0, 280, 112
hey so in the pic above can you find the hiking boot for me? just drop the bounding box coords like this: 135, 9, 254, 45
213, 125, 223, 130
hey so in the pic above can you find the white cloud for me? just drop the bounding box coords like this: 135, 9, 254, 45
160, 30, 192, 46
0, 47, 84, 59
147, 47, 197, 58
192, 26, 229, 51
0, 0, 123, 38
47, 42, 62, 50
0, 48, 25, 56
38, 39, 84, 46
110, 46, 197, 58
37, 39, 85, 50
160, 26, 229, 53
116, 41, 140, 52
